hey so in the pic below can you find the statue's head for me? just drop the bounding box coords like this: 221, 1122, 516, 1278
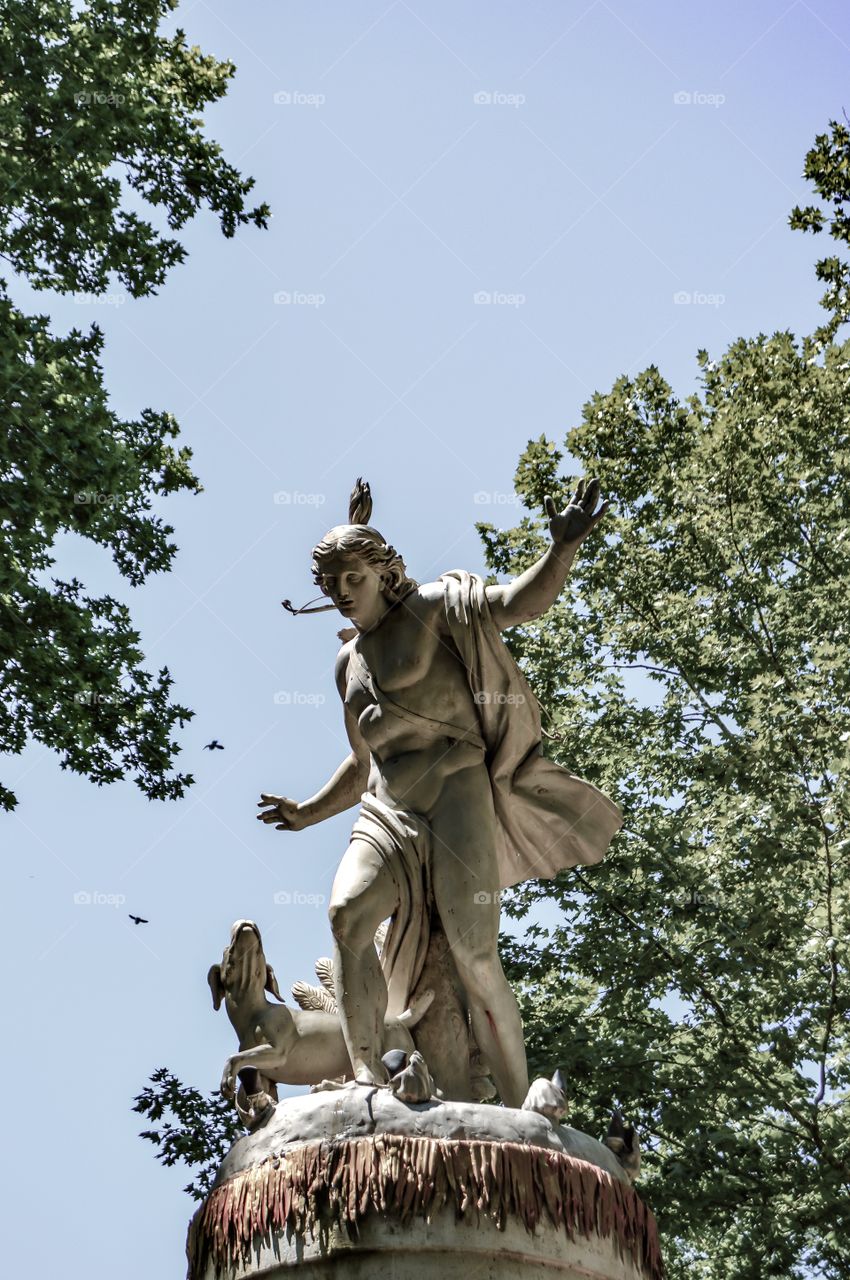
311, 480, 417, 628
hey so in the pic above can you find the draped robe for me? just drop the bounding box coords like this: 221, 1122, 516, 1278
347, 569, 622, 1017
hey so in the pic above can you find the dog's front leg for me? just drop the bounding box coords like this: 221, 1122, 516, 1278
220, 1044, 286, 1098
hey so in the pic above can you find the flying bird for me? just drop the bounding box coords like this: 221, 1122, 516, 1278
129, 914, 149, 926
204, 740, 225, 751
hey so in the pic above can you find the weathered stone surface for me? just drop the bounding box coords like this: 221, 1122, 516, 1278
187, 1092, 663, 1280
196, 1206, 651, 1280
213, 1087, 630, 1188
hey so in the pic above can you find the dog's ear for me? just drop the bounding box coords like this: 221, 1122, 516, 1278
265, 964, 284, 1002
208, 963, 226, 1011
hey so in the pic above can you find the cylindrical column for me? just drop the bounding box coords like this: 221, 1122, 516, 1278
187, 1094, 663, 1280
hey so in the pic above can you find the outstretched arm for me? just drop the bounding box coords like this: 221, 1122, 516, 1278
257, 649, 371, 831
486, 477, 609, 631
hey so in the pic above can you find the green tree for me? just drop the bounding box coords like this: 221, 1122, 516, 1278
480, 123, 850, 1279
134, 1068, 241, 1200
0, 0, 269, 809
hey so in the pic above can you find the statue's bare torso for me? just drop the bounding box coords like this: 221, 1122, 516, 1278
337, 581, 486, 815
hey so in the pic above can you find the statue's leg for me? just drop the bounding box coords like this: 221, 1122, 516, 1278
329, 837, 399, 1085
429, 765, 530, 1109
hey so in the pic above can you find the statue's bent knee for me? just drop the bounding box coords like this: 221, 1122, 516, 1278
329, 897, 372, 950
452, 948, 508, 995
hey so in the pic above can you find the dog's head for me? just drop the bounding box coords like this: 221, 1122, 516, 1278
208, 919, 284, 1010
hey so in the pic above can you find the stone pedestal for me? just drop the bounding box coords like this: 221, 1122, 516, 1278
187, 1092, 663, 1280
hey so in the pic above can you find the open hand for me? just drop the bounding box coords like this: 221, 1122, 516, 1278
256, 794, 311, 831
545, 476, 609, 546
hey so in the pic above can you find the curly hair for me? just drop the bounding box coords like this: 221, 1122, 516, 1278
311, 524, 418, 601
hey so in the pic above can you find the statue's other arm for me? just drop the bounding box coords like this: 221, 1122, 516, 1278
256, 648, 370, 831
485, 477, 608, 631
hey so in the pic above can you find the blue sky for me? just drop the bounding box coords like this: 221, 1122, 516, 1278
2, 1, 847, 1273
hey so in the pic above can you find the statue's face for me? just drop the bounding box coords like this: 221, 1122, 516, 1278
317, 552, 388, 630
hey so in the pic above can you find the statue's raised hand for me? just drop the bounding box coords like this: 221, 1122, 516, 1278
256, 794, 311, 831
544, 476, 609, 546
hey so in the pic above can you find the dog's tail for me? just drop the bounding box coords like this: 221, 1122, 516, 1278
396, 988, 435, 1028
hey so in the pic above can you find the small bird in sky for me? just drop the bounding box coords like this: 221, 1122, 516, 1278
129, 914, 149, 926
204, 740, 225, 751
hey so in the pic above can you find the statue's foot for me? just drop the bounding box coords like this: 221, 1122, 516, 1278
310, 1072, 388, 1094
310, 1077, 351, 1093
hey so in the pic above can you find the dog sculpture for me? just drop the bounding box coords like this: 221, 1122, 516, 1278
603, 1110, 641, 1182
209, 919, 433, 1101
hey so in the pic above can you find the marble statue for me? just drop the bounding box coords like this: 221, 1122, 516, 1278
604, 1109, 642, 1182
257, 478, 622, 1109
189, 478, 663, 1280
522, 1069, 569, 1122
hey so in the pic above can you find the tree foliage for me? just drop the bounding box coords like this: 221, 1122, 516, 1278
480, 124, 850, 1279
134, 1067, 241, 1200
0, 0, 269, 809
790, 119, 850, 350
